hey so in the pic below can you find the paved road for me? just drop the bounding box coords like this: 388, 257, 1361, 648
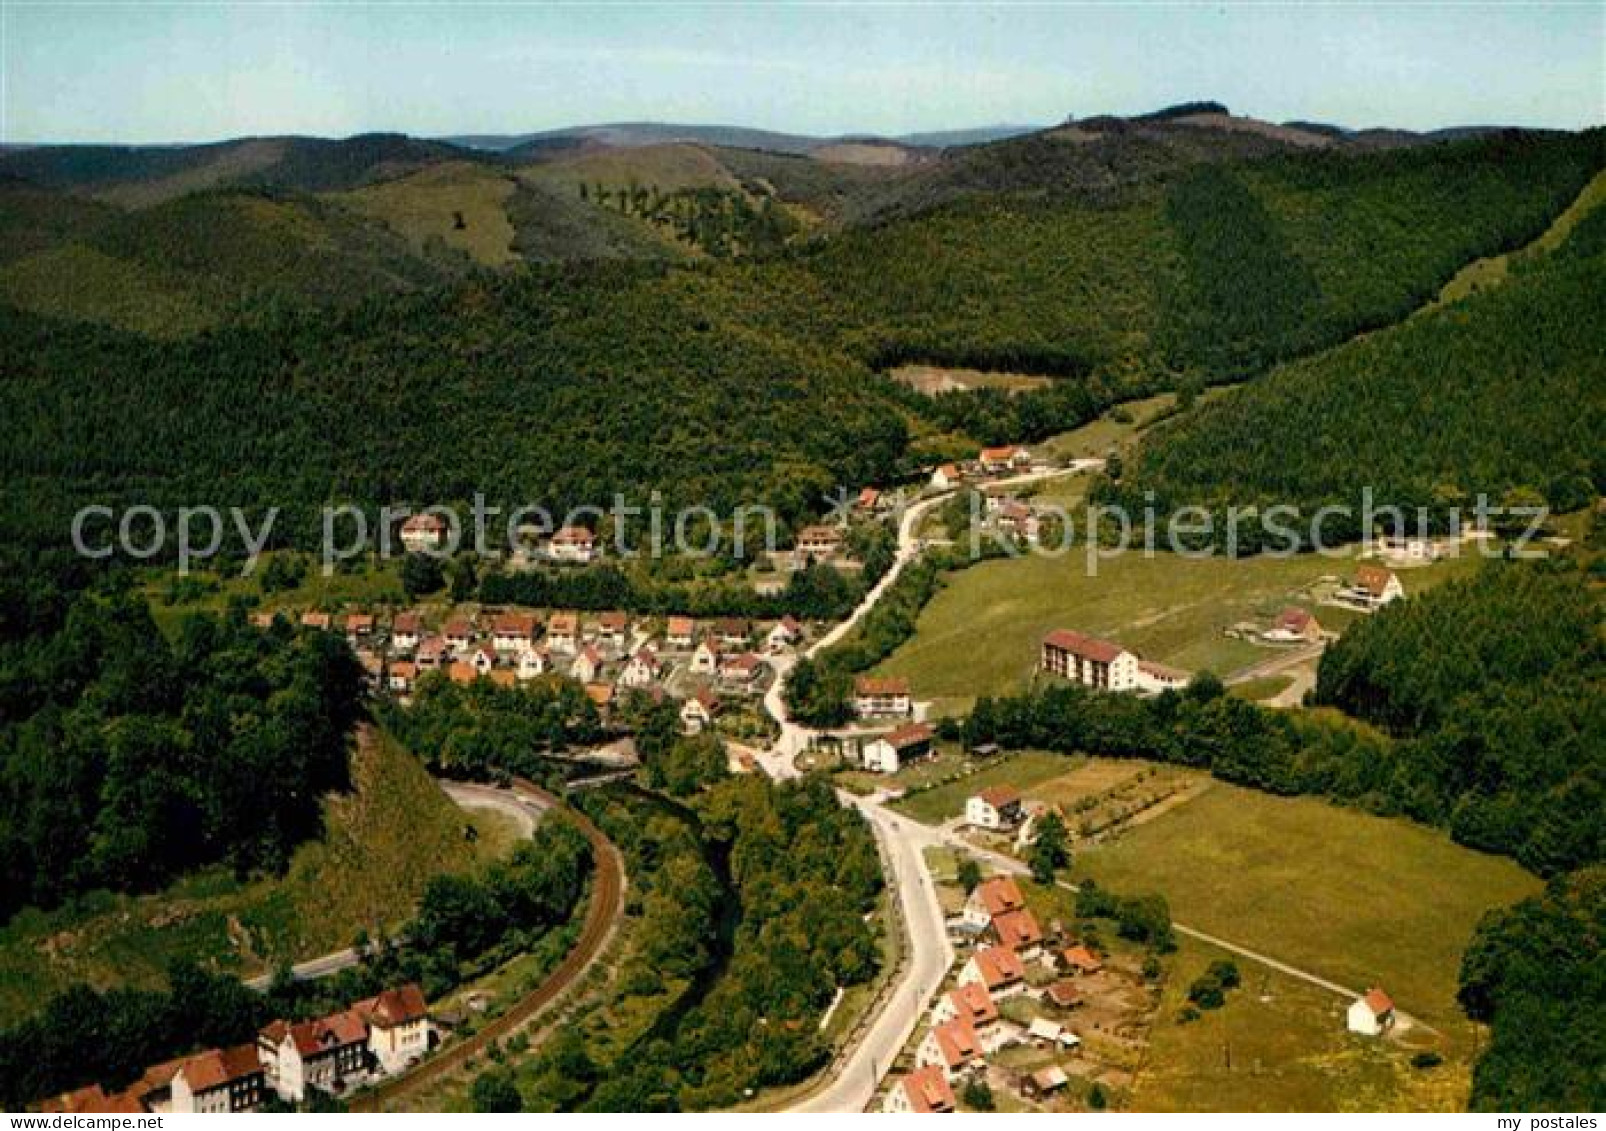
752, 462, 1440, 1106
243, 777, 551, 991
754, 464, 1097, 1112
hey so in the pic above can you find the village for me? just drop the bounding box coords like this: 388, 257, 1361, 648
45, 434, 1438, 1116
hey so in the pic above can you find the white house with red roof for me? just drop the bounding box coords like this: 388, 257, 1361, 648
666, 616, 697, 648
517, 648, 550, 680
390, 612, 421, 651
854, 675, 912, 718
930, 982, 1000, 1038
619, 648, 662, 689
546, 612, 579, 652
1347, 987, 1396, 1036
570, 645, 603, 685
861, 722, 934, 773
965, 785, 1024, 830
680, 688, 721, 735
930, 463, 963, 491
353, 984, 430, 1074
690, 638, 721, 675
881, 1065, 956, 1113
957, 946, 1028, 998
1040, 629, 1139, 691
963, 875, 1026, 929
916, 1017, 986, 1082
492, 612, 539, 653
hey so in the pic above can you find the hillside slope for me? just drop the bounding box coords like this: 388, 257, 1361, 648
1112, 187, 1606, 540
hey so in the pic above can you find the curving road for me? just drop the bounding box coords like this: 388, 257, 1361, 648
756, 464, 1097, 1112
758, 459, 1435, 1108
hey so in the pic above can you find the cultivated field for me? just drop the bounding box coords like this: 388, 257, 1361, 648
888, 749, 1069, 824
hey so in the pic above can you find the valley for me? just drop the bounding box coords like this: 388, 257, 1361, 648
0, 59, 1601, 1118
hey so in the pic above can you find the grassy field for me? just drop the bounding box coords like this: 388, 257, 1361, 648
889, 749, 1069, 824
889, 363, 1054, 395
1132, 937, 1466, 1112
0, 730, 498, 1024
1424, 166, 1606, 311
1077, 780, 1541, 1035
871, 543, 1481, 715
335, 161, 521, 267
1036, 392, 1179, 462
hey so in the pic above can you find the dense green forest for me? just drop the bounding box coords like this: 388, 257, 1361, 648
1113, 186, 1606, 543
0, 818, 593, 1109
1314, 563, 1603, 873
525, 775, 883, 1111
0, 573, 365, 919
1457, 866, 1605, 1111
2, 130, 1601, 559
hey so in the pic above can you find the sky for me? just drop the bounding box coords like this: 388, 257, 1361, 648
3, 2, 1602, 144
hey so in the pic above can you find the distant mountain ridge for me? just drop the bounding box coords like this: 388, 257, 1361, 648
442, 121, 1039, 154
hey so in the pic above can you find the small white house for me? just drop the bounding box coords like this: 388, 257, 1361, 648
860, 723, 934, 773
618, 648, 661, 689
516, 649, 550, 681
548, 526, 596, 564
1347, 987, 1396, 1036
680, 689, 720, 735
690, 639, 721, 675
570, 646, 603, 685
965, 786, 1024, 831
930, 463, 962, 491
399, 514, 446, 554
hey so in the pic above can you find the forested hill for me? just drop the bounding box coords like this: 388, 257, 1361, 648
1109, 175, 1606, 544
2, 129, 1602, 552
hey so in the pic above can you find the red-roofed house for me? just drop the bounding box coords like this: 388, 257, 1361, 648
854, 675, 912, 718
978, 445, 1032, 472
172, 1044, 266, 1113
965, 785, 1024, 830
991, 908, 1045, 958
492, 612, 539, 653
963, 876, 1025, 927
861, 722, 934, 773
443, 618, 473, 653
1347, 987, 1396, 1036
549, 526, 596, 564
930, 982, 1000, 1036
353, 984, 431, 1074
1346, 565, 1405, 609
930, 463, 963, 491
399, 513, 446, 553
1266, 605, 1323, 644
619, 648, 662, 689
666, 616, 697, 648
391, 612, 422, 651
881, 1065, 956, 1113
1041, 629, 1139, 691
680, 688, 721, 735
917, 1018, 986, 1082
719, 651, 765, 686
1058, 945, 1104, 976
958, 946, 1027, 997
259, 1011, 370, 1104
794, 525, 844, 563
547, 612, 579, 652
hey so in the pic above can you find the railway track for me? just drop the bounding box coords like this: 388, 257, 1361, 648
351, 778, 625, 1111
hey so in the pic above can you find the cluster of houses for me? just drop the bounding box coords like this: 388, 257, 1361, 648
1039, 630, 1189, 696
929, 445, 1038, 493
884, 877, 1101, 1112
256, 606, 803, 732
400, 514, 600, 565
41, 985, 431, 1115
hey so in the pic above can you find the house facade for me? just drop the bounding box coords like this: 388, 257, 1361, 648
965, 786, 1024, 830
1040, 629, 1139, 691
854, 675, 912, 718
860, 722, 934, 773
